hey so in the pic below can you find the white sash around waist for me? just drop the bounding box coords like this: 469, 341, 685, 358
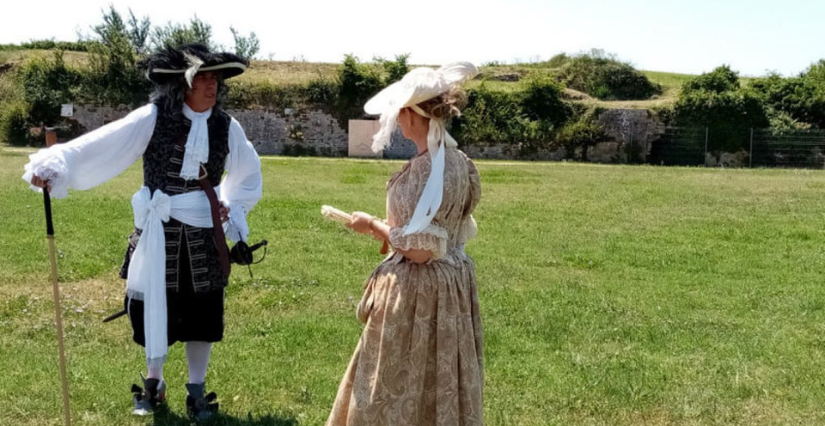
125, 186, 215, 367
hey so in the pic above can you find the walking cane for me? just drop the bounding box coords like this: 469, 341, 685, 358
43, 189, 72, 426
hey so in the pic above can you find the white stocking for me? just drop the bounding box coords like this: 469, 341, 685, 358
185, 341, 212, 384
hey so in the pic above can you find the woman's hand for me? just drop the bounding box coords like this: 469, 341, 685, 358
346, 211, 376, 235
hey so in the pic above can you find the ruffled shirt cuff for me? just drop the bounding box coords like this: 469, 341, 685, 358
222, 201, 250, 243
22, 148, 70, 198
389, 223, 448, 260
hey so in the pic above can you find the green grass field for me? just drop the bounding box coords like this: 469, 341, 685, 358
2, 146, 825, 425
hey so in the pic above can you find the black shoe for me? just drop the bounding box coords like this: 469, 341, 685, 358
131, 376, 166, 416
186, 383, 219, 421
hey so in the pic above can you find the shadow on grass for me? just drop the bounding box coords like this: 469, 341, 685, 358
150, 406, 299, 426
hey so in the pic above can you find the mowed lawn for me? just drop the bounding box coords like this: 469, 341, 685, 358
1, 146, 824, 426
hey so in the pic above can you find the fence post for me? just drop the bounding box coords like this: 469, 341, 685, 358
704, 127, 708, 167
749, 128, 754, 168
45, 127, 58, 147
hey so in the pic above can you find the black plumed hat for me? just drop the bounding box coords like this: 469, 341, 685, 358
139, 43, 248, 86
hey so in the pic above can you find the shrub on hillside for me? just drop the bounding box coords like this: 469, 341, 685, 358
335, 55, 384, 120
19, 52, 83, 127
0, 100, 31, 146
557, 50, 661, 100
554, 114, 610, 161
682, 64, 739, 93
226, 80, 305, 110
544, 53, 570, 69
452, 86, 530, 144
519, 73, 572, 126
748, 67, 825, 128
377, 54, 410, 85
302, 78, 338, 105
451, 81, 577, 154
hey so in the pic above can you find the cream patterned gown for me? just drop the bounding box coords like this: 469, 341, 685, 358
327, 148, 484, 426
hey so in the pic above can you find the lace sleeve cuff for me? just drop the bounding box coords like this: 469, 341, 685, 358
389, 223, 448, 260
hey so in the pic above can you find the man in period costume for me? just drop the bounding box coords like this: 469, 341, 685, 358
24, 43, 263, 420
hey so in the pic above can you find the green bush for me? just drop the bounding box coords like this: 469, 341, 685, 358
0, 69, 22, 102
554, 114, 610, 161
19, 52, 83, 127
302, 78, 337, 106
452, 84, 565, 153
557, 50, 661, 100
335, 55, 384, 119
766, 109, 810, 130
377, 54, 409, 85
452, 86, 527, 144
9, 45, 148, 144
519, 73, 571, 126
682, 64, 740, 93
748, 68, 825, 128
449, 76, 596, 155
544, 53, 570, 69
0, 100, 32, 146
226, 80, 303, 110
673, 66, 769, 151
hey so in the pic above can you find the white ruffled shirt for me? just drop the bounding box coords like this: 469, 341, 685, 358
22, 103, 263, 243
22, 103, 262, 368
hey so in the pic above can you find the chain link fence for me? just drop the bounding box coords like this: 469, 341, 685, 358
646, 127, 825, 168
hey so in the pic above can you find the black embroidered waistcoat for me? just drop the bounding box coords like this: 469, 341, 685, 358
119, 102, 231, 293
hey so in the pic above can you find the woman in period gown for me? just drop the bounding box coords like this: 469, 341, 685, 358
327, 63, 484, 426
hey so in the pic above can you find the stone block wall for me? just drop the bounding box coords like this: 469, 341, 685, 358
68, 105, 667, 163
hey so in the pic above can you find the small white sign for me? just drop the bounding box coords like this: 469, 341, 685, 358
60, 104, 73, 117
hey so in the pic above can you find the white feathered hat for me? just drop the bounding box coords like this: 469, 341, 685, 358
365, 62, 478, 153
365, 62, 478, 236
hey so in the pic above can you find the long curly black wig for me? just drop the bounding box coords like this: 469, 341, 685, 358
138, 43, 247, 116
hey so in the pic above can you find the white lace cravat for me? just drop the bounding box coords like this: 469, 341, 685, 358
181, 104, 212, 180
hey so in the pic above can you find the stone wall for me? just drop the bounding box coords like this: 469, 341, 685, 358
384, 131, 572, 161
460, 109, 664, 162
228, 108, 348, 157
383, 130, 418, 159
70, 104, 130, 130
71, 105, 349, 157
69, 104, 666, 163
462, 144, 569, 161
596, 108, 666, 162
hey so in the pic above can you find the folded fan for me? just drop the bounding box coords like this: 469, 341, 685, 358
321, 205, 352, 223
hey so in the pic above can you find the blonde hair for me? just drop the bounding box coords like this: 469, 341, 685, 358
415, 87, 468, 121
